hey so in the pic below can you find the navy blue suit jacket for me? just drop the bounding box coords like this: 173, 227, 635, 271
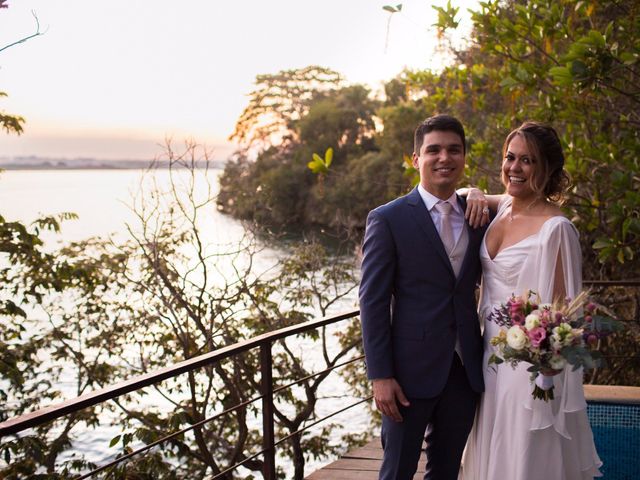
359, 187, 485, 399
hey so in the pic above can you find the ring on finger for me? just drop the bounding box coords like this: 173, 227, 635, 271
482, 207, 489, 215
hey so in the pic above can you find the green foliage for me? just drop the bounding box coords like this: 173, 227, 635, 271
0, 144, 364, 479
432, 0, 460, 33
382, 4, 402, 14
308, 147, 333, 174
218, 0, 640, 388
0, 92, 25, 135
472, 0, 639, 279
218, 73, 382, 230
229, 65, 343, 150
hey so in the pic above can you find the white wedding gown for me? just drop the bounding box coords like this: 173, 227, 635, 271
460, 199, 602, 480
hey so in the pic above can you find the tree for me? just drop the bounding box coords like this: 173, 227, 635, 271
219, 79, 381, 230
229, 66, 343, 152
1, 141, 365, 479
426, 0, 640, 280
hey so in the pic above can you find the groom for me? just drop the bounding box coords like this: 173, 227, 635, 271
359, 114, 486, 479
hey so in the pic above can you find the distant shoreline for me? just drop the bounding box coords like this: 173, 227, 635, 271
1, 165, 153, 170
0, 159, 227, 171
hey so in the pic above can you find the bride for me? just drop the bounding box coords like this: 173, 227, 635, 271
460, 122, 602, 479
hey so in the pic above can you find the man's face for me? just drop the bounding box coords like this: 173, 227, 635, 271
412, 130, 465, 199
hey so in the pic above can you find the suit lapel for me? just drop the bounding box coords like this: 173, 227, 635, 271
407, 188, 454, 275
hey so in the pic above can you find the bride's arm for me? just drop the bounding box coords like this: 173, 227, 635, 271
553, 249, 567, 303
457, 187, 505, 228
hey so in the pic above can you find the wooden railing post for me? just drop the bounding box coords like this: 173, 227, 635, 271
260, 342, 276, 479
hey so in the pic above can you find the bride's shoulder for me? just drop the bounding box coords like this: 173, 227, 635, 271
540, 211, 578, 237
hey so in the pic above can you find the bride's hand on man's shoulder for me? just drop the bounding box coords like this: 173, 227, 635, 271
462, 187, 491, 229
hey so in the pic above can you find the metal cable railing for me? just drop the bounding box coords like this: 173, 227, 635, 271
78, 354, 367, 480
2, 280, 638, 478
0, 309, 362, 479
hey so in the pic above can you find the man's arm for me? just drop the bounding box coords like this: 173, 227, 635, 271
359, 209, 409, 421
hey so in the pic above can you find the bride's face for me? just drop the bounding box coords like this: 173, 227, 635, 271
502, 134, 538, 200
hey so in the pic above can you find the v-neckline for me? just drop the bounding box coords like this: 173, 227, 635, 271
484, 230, 539, 261
483, 207, 565, 261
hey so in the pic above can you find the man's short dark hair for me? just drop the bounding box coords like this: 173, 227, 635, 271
414, 114, 466, 154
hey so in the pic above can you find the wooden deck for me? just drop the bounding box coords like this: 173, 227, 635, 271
305, 438, 427, 479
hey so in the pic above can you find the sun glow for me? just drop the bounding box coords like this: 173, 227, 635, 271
0, 0, 478, 160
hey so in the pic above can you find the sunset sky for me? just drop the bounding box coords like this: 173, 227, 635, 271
1, 1, 477, 161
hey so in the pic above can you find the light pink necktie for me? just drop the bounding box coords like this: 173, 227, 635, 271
434, 201, 454, 255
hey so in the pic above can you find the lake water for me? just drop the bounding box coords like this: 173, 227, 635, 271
0, 168, 247, 245
0, 168, 370, 477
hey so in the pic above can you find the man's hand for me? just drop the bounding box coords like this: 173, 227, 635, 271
372, 378, 410, 422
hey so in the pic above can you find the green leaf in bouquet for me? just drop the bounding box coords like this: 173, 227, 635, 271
527, 365, 540, 373
560, 345, 579, 363
488, 353, 503, 365
561, 345, 595, 370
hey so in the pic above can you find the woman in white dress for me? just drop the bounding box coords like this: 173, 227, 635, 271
460, 122, 602, 479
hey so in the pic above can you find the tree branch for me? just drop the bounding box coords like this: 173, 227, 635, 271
0, 11, 46, 54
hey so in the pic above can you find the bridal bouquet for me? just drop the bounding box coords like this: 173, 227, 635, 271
488, 290, 619, 401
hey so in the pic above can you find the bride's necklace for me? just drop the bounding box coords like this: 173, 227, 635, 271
508, 198, 541, 222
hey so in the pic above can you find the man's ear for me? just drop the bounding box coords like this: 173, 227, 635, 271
412, 153, 419, 169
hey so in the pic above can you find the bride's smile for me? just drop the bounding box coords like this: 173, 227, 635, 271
502, 134, 537, 202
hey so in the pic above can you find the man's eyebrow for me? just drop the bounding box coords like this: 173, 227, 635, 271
425, 142, 463, 149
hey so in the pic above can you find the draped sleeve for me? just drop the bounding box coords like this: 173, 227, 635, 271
515, 216, 587, 438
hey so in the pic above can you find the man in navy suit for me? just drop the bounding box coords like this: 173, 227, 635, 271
359, 114, 486, 479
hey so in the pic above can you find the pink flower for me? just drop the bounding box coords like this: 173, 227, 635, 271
528, 326, 547, 348
512, 313, 525, 325
509, 297, 524, 316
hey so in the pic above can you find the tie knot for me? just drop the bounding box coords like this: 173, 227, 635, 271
435, 201, 453, 215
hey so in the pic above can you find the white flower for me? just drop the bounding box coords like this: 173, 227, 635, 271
525, 313, 541, 330
549, 354, 567, 370
506, 326, 528, 350
552, 322, 575, 348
